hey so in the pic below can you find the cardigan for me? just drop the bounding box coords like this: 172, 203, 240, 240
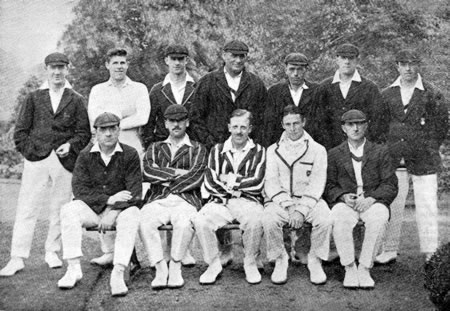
72, 142, 142, 214
14, 87, 91, 172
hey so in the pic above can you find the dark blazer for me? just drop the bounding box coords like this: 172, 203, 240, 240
141, 79, 196, 149
324, 140, 398, 210
262, 79, 319, 147
315, 75, 389, 150
382, 80, 449, 175
72, 143, 142, 214
14, 87, 91, 172
143, 139, 207, 209
189, 67, 267, 150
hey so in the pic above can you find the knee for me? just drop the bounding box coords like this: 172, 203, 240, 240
60, 201, 79, 221
191, 213, 209, 230
117, 206, 140, 226
244, 214, 263, 230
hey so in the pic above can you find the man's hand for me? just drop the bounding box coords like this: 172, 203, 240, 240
98, 209, 120, 233
55, 143, 70, 158
289, 210, 305, 229
107, 190, 132, 205
354, 197, 376, 213
175, 169, 189, 176
342, 193, 357, 208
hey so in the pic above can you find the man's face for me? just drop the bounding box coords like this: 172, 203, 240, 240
282, 113, 305, 141
106, 56, 128, 82
46, 64, 68, 86
223, 52, 247, 75
165, 118, 189, 139
342, 121, 367, 142
228, 114, 252, 147
285, 64, 307, 87
397, 61, 419, 83
165, 55, 187, 75
96, 125, 120, 149
336, 55, 358, 76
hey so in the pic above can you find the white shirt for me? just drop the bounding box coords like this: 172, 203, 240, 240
163, 134, 193, 160
348, 138, 366, 195
224, 68, 242, 102
332, 70, 362, 99
90, 141, 123, 166
390, 74, 425, 110
221, 137, 255, 188
162, 73, 195, 105
278, 131, 309, 165
40, 80, 73, 113
289, 83, 309, 106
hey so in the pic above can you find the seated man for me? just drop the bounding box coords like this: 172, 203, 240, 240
325, 109, 397, 289
140, 105, 207, 289
193, 109, 266, 285
262, 105, 331, 285
58, 112, 141, 296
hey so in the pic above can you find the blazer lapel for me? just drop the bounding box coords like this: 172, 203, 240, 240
404, 88, 423, 119
281, 82, 295, 106
235, 71, 250, 100
161, 84, 177, 106
215, 71, 234, 104
344, 80, 361, 103
361, 141, 372, 170
181, 81, 195, 105
160, 143, 173, 163
40, 90, 55, 115
342, 144, 357, 183
171, 145, 190, 165
54, 89, 72, 116
331, 82, 345, 102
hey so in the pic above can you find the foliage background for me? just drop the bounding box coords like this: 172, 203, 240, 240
1, 0, 449, 191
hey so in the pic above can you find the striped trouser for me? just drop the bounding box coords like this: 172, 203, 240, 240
381, 169, 439, 253
140, 194, 197, 266
192, 198, 264, 265
262, 199, 332, 261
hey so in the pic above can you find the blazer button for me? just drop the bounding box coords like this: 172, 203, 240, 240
401, 138, 405, 142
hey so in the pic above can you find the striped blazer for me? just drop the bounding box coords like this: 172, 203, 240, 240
204, 141, 266, 203
143, 138, 207, 209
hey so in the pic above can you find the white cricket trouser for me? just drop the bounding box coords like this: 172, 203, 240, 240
11, 151, 72, 258
192, 198, 264, 265
262, 199, 332, 261
60, 200, 140, 267
140, 194, 196, 266
382, 169, 438, 253
331, 202, 389, 268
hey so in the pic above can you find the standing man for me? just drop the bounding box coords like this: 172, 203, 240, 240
190, 40, 268, 264
0, 52, 91, 276
140, 105, 207, 289
376, 49, 449, 264
262, 53, 319, 147
87, 48, 150, 266
193, 109, 266, 285
88, 47, 150, 158
57, 112, 141, 296
141, 44, 196, 149
325, 110, 397, 289
315, 43, 388, 150
262, 105, 331, 285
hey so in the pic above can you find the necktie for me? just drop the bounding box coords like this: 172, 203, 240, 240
351, 153, 363, 162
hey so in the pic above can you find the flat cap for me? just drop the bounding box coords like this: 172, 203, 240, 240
395, 49, 420, 63
44, 52, 69, 66
341, 109, 367, 123
164, 104, 188, 120
94, 112, 120, 128
223, 40, 249, 54
165, 44, 189, 57
284, 53, 309, 66
336, 43, 359, 58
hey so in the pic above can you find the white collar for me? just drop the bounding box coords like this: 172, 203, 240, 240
279, 130, 311, 145
289, 82, 309, 91
107, 76, 132, 87
222, 136, 255, 154
90, 141, 123, 154
39, 80, 72, 90
348, 138, 366, 153
332, 69, 362, 84
162, 72, 194, 86
163, 134, 193, 148
224, 67, 243, 79
390, 73, 424, 90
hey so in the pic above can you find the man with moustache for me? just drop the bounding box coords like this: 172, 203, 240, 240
262, 53, 319, 147
0, 52, 90, 277
193, 109, 266, 285
190, 40, 268, 265
262, 105, 331, 285
325, 110, 397, 289
57, 112, 141, 296
315, 44, 388, 150
376, 50, 449, 264
87, 47, 150, 267
140, 105, 207, 289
